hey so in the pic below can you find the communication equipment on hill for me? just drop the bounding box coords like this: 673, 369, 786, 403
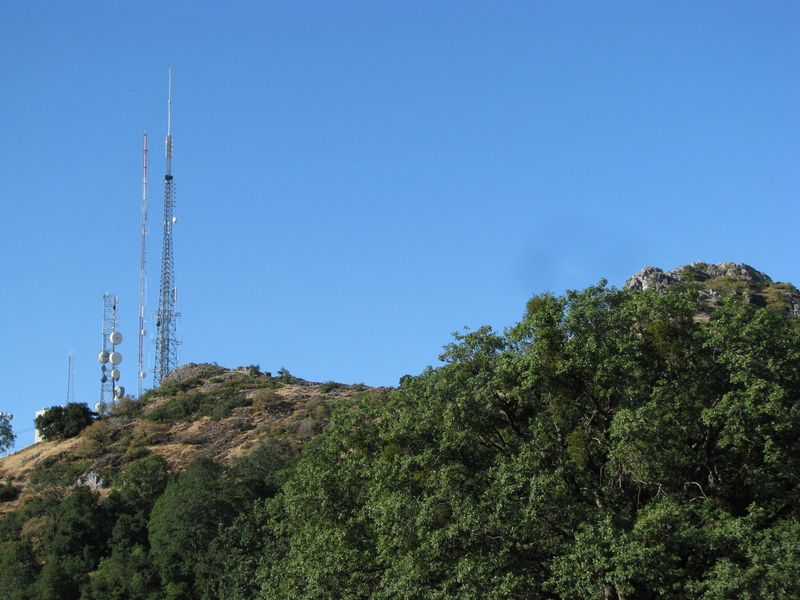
66, 347, 75, 406
153, 68, 181, 387
138, 132, 149, 398
99, 294, 122, 406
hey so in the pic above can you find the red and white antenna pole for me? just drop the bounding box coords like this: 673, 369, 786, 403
137, 132, 148, 397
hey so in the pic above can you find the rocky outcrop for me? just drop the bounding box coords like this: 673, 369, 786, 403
624, 262, 771, 291
77, 470, 104, 490
624, 262, 800, 318
623, 266, 683, 292
162, 362, 228, 384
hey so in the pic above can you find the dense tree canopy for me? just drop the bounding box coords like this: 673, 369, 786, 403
1, 281, 799, 599
259, 284, 800, 599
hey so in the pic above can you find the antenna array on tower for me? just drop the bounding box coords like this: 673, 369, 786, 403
98, 294, 118, 407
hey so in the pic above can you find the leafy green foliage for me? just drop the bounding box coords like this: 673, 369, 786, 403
143, 387, 251, 423
148, 458, 239, 594
277, 367, 297, 383
34, 403, 95, 441
681, 264, 707, 282
263, 284, 800, 598
1, 279, 799, 599
28, 458, 92, 489
0, 415, 15, 453
0, 477, 18, 502
117, 453, 172, 514
0, 540, 38, 600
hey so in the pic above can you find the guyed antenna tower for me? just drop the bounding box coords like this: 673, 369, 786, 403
137, 132, 149, 397
153, 69, 180, 386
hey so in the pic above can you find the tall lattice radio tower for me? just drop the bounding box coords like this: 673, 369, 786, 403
153, 69, 180, 386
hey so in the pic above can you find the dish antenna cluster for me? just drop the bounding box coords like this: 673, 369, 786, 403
97, 294, 124, 412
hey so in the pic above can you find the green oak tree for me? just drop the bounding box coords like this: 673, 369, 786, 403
262, 284, 800, 599
0, 414, 14, 453
34, 403, 94, 441
148, 458, 238, 598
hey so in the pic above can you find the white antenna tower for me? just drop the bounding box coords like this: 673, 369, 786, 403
98, 294, 117, 407
66, 347, 75, 405
153, 68, 180, 386
137, 132, 149, 397
97, 294, 124, 411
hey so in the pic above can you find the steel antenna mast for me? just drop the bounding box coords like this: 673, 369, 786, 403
153, 69, 180, 386
66, 347, 75, 405
137, 132, 148, 397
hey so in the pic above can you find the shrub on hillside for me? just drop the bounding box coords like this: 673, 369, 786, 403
0, 477, 17, 502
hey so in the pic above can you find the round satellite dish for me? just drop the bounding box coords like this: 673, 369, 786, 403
93, 401, 104, 413
109, 331, 123, 345
101, 365, 107, 372
100, 374, 108, 383
115, 386, 125, 399
111, 369, 120, 380
140, 371, 147, 378
6, 414, 11, 421
141, 329, 148, 336
109, 352, 123, 365
97, 350, 110, 364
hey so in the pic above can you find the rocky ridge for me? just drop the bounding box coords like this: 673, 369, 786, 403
624, 261, 800, 317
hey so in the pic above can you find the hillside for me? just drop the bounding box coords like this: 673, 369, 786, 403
3, 261, 795, 501
0, 364, 386, 515
1, 262, 799, 600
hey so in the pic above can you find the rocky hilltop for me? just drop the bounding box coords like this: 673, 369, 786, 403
624, 261, 800, 317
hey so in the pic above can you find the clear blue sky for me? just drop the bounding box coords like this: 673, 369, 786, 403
1, 1, 798, 449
